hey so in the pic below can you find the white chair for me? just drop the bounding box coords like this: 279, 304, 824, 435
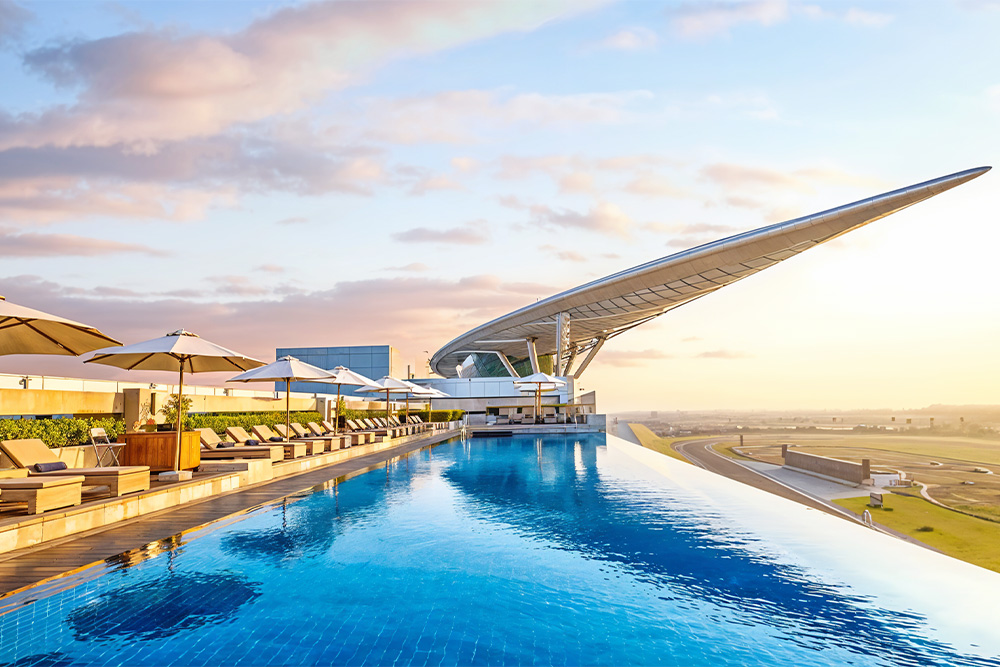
90, 427, 125, 467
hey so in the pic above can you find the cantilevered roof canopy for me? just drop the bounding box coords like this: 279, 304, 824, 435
431, 166, 990, 379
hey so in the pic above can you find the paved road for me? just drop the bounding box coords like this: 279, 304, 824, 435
673, 438, 851, 518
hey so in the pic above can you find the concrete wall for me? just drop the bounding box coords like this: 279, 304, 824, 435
782, 446, 870, 484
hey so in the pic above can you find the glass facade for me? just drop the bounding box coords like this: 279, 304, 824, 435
275, 345, 402, 397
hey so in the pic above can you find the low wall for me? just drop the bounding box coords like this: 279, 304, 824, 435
782, 445, 870, 485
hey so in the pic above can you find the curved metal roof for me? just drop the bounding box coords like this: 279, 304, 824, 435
431, 166, 990, 378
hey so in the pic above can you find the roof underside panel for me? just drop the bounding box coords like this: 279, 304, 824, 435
431, 167, 989, 377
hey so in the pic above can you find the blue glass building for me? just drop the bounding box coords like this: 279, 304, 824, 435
275, 345, 403, 397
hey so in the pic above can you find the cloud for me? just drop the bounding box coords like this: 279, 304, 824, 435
593, 27, 659, 51
538, 245, 587, 262
409, 174, 464, 196
598, 348, 673, 367
451, 156, 479, 172
395, 262, 430, 272
391, 221, 489, 245
364, 89, 653, 144
681, 336, 701, 342
844, 8, 893, 27
624, 173, 688, 198
701, 162, 886, 194
255, 264, 285, 273
0, 228, 167, 257
559, 171, 595, 194
987, 84, 1000, 112
0, 271, 559, 379
524, 201, 634, 237
0, 0, 31, 47
697, 349, 752, 359
671, 0, 789, 38
4, 1, 602, 152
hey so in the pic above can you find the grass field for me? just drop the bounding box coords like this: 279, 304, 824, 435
627, 424, 692, 462
834, 493, 1000, 573
739, 433, 1000, 522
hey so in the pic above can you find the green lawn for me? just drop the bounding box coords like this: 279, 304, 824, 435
834, 493, 1000, 573
627, 424, 691, 463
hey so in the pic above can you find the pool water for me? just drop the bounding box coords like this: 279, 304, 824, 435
0, 434, 997, 666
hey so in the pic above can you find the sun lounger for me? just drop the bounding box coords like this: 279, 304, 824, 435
253, 425, 323, 456
197, 428, 283, 463
303, 422, 348, 449
290, 423, 346, 450
320, 421, 357, 446
0, 469, 86, 514
226, 426, 306, 460
275, 424, 332, 452
543, 407, 557, 424
0, 438, 150, 497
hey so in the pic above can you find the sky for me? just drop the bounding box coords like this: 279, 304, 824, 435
0, 0, 998, 412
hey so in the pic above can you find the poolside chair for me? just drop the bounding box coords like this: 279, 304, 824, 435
196, 428, 283, 463
0, 469, 86, 514
226, 426, 306, 460
304, 423, 348, 449
321, 421, 358, 446
0, 438, 150, 498
542, 407, 557, 425
253, 425, 323, 456
280, 423, 335, 452
89, 427, 125, 467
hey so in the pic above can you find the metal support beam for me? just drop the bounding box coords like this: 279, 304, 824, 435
497, 352, 519, 378
526, 337, 540, 374
572, 336, 606, 379
564, 347, 578, 378
555, 312, 570, 376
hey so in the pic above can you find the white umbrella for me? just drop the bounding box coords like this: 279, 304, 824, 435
405, 382, 448, 418
356, 376, 417, 427
0, 295, 122, 356
228, 356, 339, 443
308, 366, 376, 434
86, 330, 264, 470
513, 372, 566, 422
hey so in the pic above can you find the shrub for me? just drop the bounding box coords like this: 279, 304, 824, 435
186, 411, 324, 435
0, 416, 126, 449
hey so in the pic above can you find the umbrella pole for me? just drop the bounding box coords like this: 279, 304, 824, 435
175, 366, 185, 471
286, 379, 291, 443
335, 384, 342, 435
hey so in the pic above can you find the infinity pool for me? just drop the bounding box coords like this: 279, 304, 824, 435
0, 434, 997, 666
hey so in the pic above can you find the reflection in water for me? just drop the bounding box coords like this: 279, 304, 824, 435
442, 438, 998, 667
1, 436, 997, 667
67, 573, 260, 641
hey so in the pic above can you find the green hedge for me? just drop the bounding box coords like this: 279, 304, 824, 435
187, 411, 325, 436
189, 408, 463, 436
0, 407, 465, 449
0, 417, 126, 449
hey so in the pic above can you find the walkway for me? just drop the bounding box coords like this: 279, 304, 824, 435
0, 430, 461, 599
672, 437, 937, 550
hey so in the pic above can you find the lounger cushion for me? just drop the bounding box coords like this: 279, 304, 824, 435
33, 461, 68, 473
217, 441, 235, 448
269, 436, 283, 442
244, 439, 260, 446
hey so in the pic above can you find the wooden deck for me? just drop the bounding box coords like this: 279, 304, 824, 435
0, 429, 461, 601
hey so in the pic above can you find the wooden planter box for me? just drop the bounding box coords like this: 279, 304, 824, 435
118, 430, 201, 471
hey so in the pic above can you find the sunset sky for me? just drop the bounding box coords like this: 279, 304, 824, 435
1, 0, 998, 412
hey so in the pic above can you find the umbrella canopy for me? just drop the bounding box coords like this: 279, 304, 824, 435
356, 376, 419, 426
86, 330, 264, 470
308, 366, 376, 434
228, 356, 339, 442
0, 295, 122, 356
513, 373, 566, 422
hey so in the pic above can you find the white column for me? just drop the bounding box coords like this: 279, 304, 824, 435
526, 338, 540, 374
